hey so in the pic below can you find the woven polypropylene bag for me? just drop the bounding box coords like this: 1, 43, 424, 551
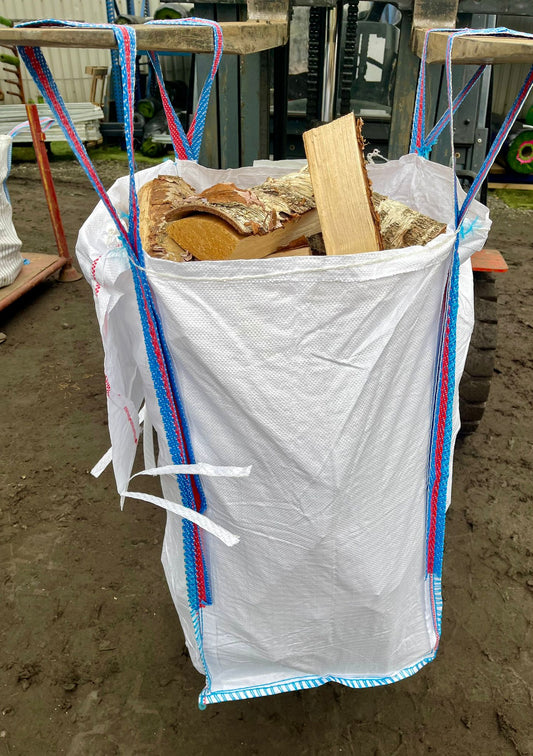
76, 154, 490, 705
0, 135, 23, 288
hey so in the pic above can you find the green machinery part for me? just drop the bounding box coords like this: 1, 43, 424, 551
140, 138, 165, 157
506, 130, 533, 174
153, 4, 186, 21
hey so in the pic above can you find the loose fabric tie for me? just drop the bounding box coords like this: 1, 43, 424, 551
120, 464, 252, 547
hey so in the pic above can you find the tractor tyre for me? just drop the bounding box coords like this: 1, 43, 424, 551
459, 271, 498, 435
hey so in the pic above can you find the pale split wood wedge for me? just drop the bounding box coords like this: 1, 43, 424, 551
303, 113, 384, 255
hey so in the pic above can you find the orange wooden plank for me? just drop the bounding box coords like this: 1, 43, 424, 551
471, 248, 508, 273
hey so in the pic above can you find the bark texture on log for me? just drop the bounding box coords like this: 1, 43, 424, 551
138, 174, 195, 261
165, 168, 315, 234
372, 193, 447, 248
165, 168, 320, 261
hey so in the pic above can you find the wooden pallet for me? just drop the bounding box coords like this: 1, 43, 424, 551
0, 253, 70, 312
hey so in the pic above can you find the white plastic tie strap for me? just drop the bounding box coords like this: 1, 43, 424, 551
8, 116, 55, 139
120, 464, 252, 547
128, 463, 252, 481
366, 148, 388, 165
90, 405, 147, 478
91, 447, 113, 478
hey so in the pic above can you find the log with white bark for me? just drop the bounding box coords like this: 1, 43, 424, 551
138, 174, 195, 261
164, 169, 320, 261
372, 193, 447, 248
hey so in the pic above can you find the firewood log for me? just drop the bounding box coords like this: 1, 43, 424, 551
138, 174, 195, 261
166, 210, 320, 261
372, 193, 446, 248
165, 169, 320, 261
266, 246, 312, 258
303, 114, 384, 255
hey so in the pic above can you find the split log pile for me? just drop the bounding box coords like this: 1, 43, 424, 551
138, 114, 446, 263
165, 170, 318, 261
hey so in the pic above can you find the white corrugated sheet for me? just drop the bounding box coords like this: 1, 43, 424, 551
0, 0, 109, 105
493, 62, 533, 119
0, 103, 103, 143
492, 15, 533, 118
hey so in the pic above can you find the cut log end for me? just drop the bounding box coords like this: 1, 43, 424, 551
139, 174, 196, 262
167, 215, 247, 261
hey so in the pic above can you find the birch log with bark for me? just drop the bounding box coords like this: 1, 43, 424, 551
372, 193, 447, 248
165, 169, 320, 261
138, 174, 195, 261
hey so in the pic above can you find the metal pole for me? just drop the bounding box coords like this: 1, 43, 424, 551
273, 43, 289, 159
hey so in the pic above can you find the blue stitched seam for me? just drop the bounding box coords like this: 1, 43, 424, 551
199, 644, 440, 705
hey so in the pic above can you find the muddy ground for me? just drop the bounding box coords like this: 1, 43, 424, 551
1, 157, 532, 756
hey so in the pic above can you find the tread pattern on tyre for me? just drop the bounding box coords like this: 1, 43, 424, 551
459, 272, 497, 436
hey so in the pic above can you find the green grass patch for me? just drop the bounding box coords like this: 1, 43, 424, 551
11, 141, 169, 166
10, 145, 36, 163
492, 188, 533, 209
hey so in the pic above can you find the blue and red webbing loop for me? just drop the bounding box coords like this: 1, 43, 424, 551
146, 18, 223, 162
411, 28, 533, 632
16, 18, 224, 610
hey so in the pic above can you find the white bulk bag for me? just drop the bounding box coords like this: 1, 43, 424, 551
0, 135, 23, 288
76, 154, 490, 705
